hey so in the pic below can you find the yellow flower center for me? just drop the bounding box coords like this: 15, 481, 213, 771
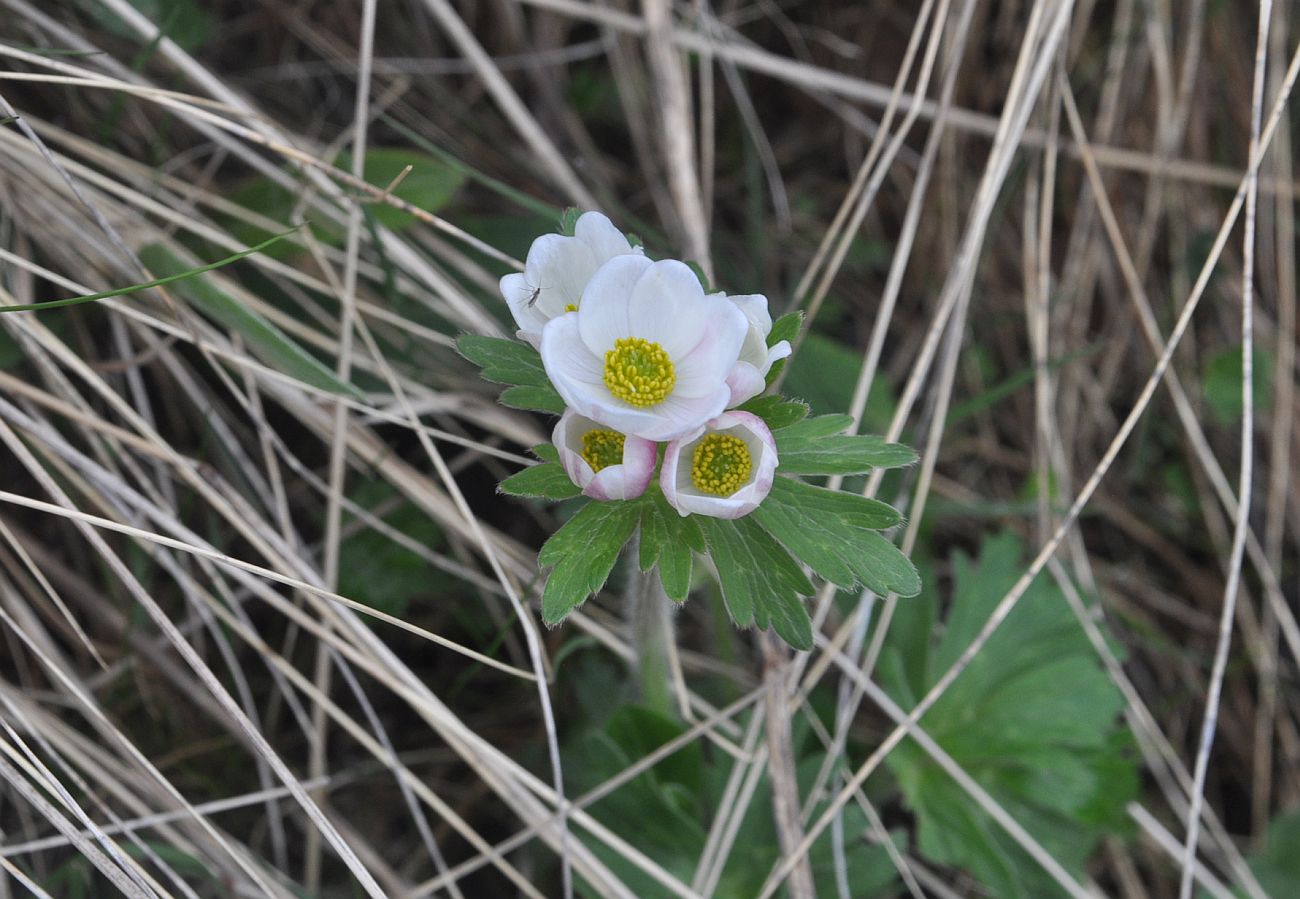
564, 303, 578, 312
691, 434, 752, 496
603, 337, 675, 408
580, 429, 625, 472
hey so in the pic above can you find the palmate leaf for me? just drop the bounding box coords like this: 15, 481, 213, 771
457, 333, 550, 387
736, 395, 809, 430
753, 478, 919, 596
774, 414, 917, 475
499, 384, 565, 413
538, 501, 640, 624
638, 491, 704, 601
498, 462, 581, 500
697, 516, 814, 651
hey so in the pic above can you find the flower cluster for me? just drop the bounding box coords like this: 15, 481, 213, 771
501, 211, 790, 519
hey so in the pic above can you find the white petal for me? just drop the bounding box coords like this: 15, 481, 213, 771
575, 211, 639, 262
586, 388, 728, 442
670, 298, 749, 397
767, 339, 792, 367
626, 260, 709, 357
501, 272, 549, 340
540, 315, 607, 420
577, 254, 654, 353
728, 294, 773, 336
552, 410, 597, 489
525, 233, 597, 317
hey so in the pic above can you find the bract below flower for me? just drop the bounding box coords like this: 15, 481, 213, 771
553, 409, 656, 501
499, 211, 643, 347
723, 293, 792, 406
660, 410, 778, 519
540, 255, 748, 442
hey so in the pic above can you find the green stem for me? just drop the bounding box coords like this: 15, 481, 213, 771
627, 541, 676, 719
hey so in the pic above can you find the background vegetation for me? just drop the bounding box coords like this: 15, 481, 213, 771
0, 1, 1296, 896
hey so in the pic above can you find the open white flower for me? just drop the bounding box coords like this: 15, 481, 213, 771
660, 410, 778, 519
499, 211, 643, 347
724, 294, 792, 406
540, 255, 749, 442
552, 409, 656, 501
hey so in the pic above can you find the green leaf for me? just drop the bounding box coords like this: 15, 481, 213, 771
736, 395, 809, 430
136, 244, 364, 399
338, 481, 446, 618
1242, 808, 1300, 898
782, 332, 897, 429
499, 384, 566, 414
879, 533, 1137, 899
499, 463, 581, 500
775, 423, 917, 476
697, 517, 813, 650
768, 311, 802, 347
754, 480, 917, 596
457, 334, 550, 387
559, 207, 582, 236
336, 148, 465, 232
532, 443, 560, 463
1202, 345, 1273, 425
539, 501, 640, 624
639, 492, 702, 601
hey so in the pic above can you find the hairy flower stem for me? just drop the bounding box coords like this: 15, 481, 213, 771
626, 539, 677, 719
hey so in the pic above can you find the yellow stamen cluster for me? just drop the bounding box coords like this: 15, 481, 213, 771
603, 337, 675, 407
580, 429, 625, 472
563, 303, 578, 312
691, 434, 752, 496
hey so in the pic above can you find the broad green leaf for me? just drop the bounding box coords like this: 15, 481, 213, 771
499, 384, 565, 414
532, 443, 560, 463
1240, 808, 1300, 898
539, 501, 640, 624
1202, 345, 1273, 425
457, 334, 550, 387
775, 426, 917, 476
764, 477, 901, 529
499, 463, 581, 500
338, 481, 446, 618
697, 516, 813, 650
782, 332, 896, 429
335, 148, 465, 232
137, 244, 364, 399
880, 533, 1136, 899
736, 395, 809, 430
754, 482, 918, 596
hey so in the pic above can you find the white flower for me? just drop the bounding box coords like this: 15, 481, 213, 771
552, 409, 656, 501
660, 411, 778, 519
723, 294, 792, 406
499, 211, 643, 347
540, 255, 749, 442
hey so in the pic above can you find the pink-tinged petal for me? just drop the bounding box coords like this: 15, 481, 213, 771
574, 211, 640, 262
578, 254, 653, 353
541, 315, 607, 420
585, 434, 655, 500
659, 426, 702, 516
552, 410, 596, 489
626, 260, 709, 357
725, 361, 766, 406
659, 411, 776, 519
